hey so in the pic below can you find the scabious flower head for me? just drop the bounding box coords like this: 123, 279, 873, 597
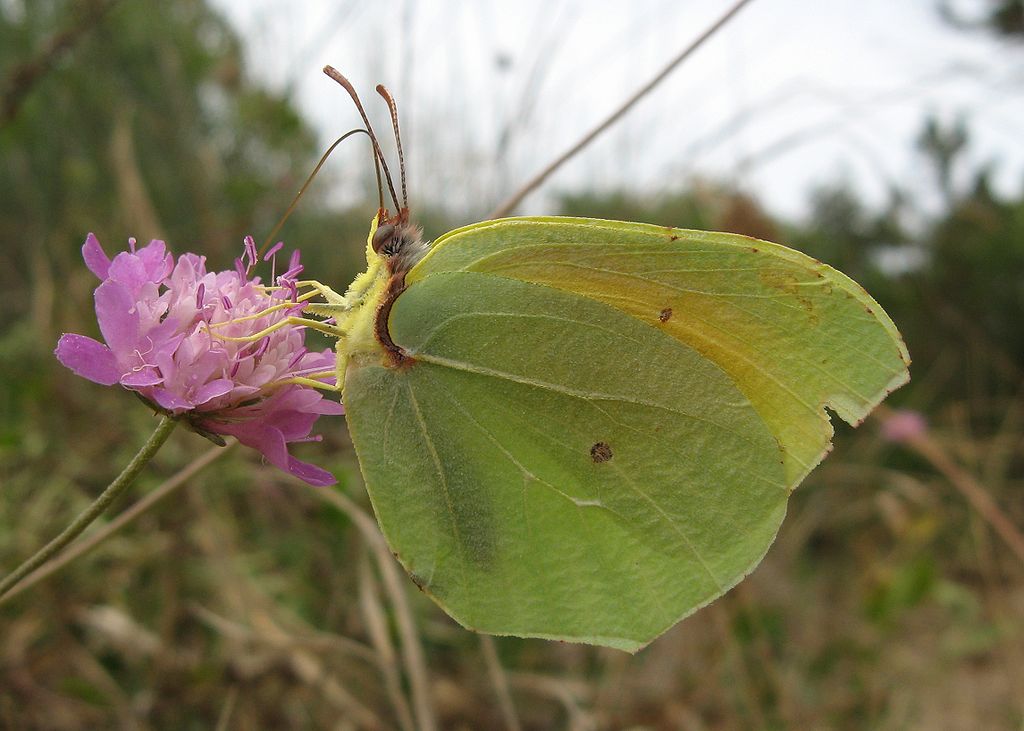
56, 234, 343, 486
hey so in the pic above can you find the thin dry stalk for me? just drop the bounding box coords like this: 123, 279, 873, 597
310, 488, 438, 731
508, 672, 595, 731
188, 602, 377, 664
288, 649, 384, 730
480, 634, 522, 731
189, 602, 385, 730
488, 0, 758, 218
358, 550, 416, 731
214, 685, 240, 731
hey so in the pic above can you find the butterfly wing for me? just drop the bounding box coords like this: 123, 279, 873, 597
343, 217, 908, 650
409, 217, 910, 488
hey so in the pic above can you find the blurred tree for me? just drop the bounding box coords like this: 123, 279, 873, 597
917, 115, 969, 205
925, 167, 1024, 368
940, 0, 1024, 38
788, 182, 909, 289
558, 179, 776, 239
0, 0, 345, 464
0, 0, 319, 335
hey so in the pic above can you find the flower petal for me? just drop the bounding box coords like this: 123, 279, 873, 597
315, 399, 345, 416
192, 378, 234, 406
82, 233, 111, 279
222, 422, 291, 470
204, 419, 336, 486
121, 367, 163, 387
55, 334, 120, 385
94, 280, 140, 356
108, 251, 152, 295
286, 455, 336, 486
136, 240, 171, 281
150, 387, 192, 413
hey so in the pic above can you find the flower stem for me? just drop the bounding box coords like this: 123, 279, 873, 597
0, 415, 177, 601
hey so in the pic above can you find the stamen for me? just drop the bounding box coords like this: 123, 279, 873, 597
281, 251, 304, 284
280, 278, 299, 302
252, 337, 270, 359
263, 241, 284, 261
287, 346, 308, 369
196, 283, 205, 310
243, 236, 258, 273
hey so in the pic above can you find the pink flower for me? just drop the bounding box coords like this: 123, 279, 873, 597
880, 409, 928, 444
56, 234, 343, 486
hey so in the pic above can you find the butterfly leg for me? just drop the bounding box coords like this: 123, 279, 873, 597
292, 279, 348, 305
269, 371, 342, 392
207, 315, 345, 343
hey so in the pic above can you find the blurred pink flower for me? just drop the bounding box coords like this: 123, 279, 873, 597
56, 234, 343, 486
880, 409, 928, 444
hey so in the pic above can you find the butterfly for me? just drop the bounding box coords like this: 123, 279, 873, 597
295, 67, 909, 651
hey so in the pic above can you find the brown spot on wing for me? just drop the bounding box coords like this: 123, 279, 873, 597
658, 307, 673, 323
590, 442, 613, 463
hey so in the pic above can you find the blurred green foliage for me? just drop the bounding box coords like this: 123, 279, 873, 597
1, 0, 1022, 729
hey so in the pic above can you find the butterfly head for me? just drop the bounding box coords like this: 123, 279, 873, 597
369, 207, 429, 276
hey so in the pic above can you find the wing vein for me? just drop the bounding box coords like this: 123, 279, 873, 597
405, 381, 469, 590
414, 353, 768, 450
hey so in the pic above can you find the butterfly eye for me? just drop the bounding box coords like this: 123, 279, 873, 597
372, 223, 396, 254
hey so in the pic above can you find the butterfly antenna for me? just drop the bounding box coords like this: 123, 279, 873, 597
323, 65, 401, 214
376, 84, 407, 210
259, 128, 370, 257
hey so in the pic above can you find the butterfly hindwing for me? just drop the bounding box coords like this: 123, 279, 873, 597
345, 266, 788, 650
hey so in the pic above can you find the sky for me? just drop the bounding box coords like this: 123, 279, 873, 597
211, 0, 1024, 223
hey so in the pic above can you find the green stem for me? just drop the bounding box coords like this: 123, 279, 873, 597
0, 415, 177, 601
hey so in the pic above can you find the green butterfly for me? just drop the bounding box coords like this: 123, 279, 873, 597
289, 69, 909, 651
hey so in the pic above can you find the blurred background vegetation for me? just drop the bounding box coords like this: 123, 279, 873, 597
1, 1, 1022, 729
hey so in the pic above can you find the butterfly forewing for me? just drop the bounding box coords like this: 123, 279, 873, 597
409, 217, 910, 488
